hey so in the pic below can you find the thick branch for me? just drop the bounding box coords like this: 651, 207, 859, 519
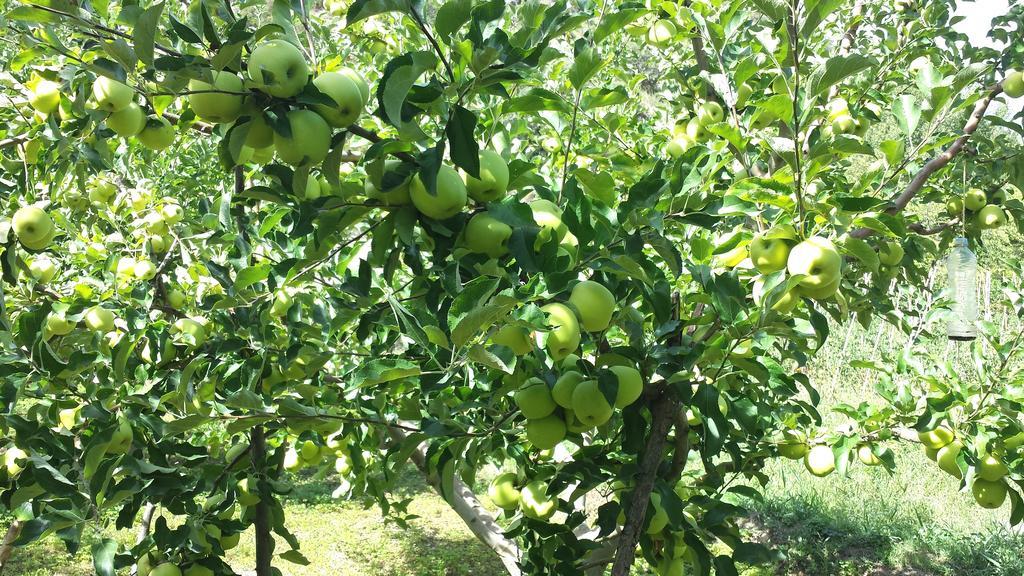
852, 84, 1002, 238
610, 391, 678, 576
386, 426, 522, 576
0, 520, 23, 576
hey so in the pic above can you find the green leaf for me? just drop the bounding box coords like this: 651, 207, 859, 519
132, 2, 164, 66
446, 105, 479, 179
279, 550, 310, 565
347, 0, 413, 26
809, 54, 875, 96
569, 46, 603, 90
163, 414, 210, 436
379, 51, 437, 128
234, 264, 271, 292
503, 88, 572, 115
840, 237, 879, 273
748, 0, 786, 19
879, 139, 906, 166
831, 135, 874, 156
350, 359, 421, 388
892, 95, 922, 137
435, 0, 472, 41
594, 8, 644, 43
91, 538, 117, 576
581, 87, 628, 109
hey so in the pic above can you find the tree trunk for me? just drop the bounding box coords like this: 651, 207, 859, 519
251, 426, 274, 576
610, 393, 678, 576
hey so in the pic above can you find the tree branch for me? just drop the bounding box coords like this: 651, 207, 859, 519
251, 426, 274, 576
0, 520, 23, 576
610, 390, 678, 576
385, 426, 523, 576
851, 84, 1002, 238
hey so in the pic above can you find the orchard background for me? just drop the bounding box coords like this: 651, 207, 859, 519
1, 0, 1024, 574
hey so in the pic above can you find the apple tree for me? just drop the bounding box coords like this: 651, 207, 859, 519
1, 0, 1024, 575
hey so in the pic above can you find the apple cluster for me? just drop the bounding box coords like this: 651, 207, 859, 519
665, 101, 725, 158
745, 233, 844, 311
919, 425, 1010, 509
946, 187, 1010, 232
488, 473, 559, 521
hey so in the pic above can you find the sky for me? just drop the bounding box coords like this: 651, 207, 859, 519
953, 0, 1009, 49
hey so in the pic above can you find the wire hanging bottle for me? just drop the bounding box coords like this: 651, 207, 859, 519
946, 237, 978, 341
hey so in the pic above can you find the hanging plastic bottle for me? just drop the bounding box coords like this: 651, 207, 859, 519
946, 237, 978, 341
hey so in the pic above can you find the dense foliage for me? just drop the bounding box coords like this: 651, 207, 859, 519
1, 0, 1023, 574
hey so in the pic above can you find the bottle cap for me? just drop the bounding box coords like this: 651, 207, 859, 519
953, 237, 968, 247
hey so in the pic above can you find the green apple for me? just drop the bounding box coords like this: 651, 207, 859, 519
58, 406, 80, 429
563, 409, 592, 433
13, 206, 54, 249
488, 472, 521, 510
464, 149, 510, 202
29, 78, 61, 114
787, 236, 841, 300
749, 234, 791, 273
526, 414, 566, 450
877, 241, 904, 266
247, 39, 309, 98
410, 165, 468, 220
3, 447, 27, 476
335, 452, 353, 475
150, 563, 182, 576
609, 365, 643, 408
936, 440, 963, 478
778, 430, 808, 460
133, 260, 158, 280
220, 531, 241, 550
571, 380, 613, 427
964, 188, 987, 211
491, 324, 532, 355
464, 213, 511, 257
312, 71, 364, 128
568, 280, 615, 332
804, 445, 835, 477
236, 476, 261, 506
541, 303, 581, 360
299, 439, 320, 463
274, 109, 332, 166
183, 564, 213, 576
240, 110, 275, 148
697, 101, 724, 126
337, 67, 370, 105
831, 113, 856, 134
530, 199, 568, 244
84, 306, 116, 332
735, 82, 753, 108
172, 318, 207, 348
519, 480, 557, 521
917, 425, 954, 449
647, 19, 676, 47
188, 71, 245, 123
752, 278, 800, 314
138, 116, 175, 150
972, 479, 1007, 509
28, 256, 57, 284
646, 492, 669, 534
666, 135, 693, 158
515, 378, 556, 419
1002, 69, 1024, 98
46, 312, 75, 337
106, 419, 133, 454
552, 371, 584, 408
92, 76, 134, 112
977, 205, 1006, 229
249, 144, 275, 164
978, 453, 1008, 481
365, 160, 413, 205
270, 288, 293, 317
857, 444, 881, 466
